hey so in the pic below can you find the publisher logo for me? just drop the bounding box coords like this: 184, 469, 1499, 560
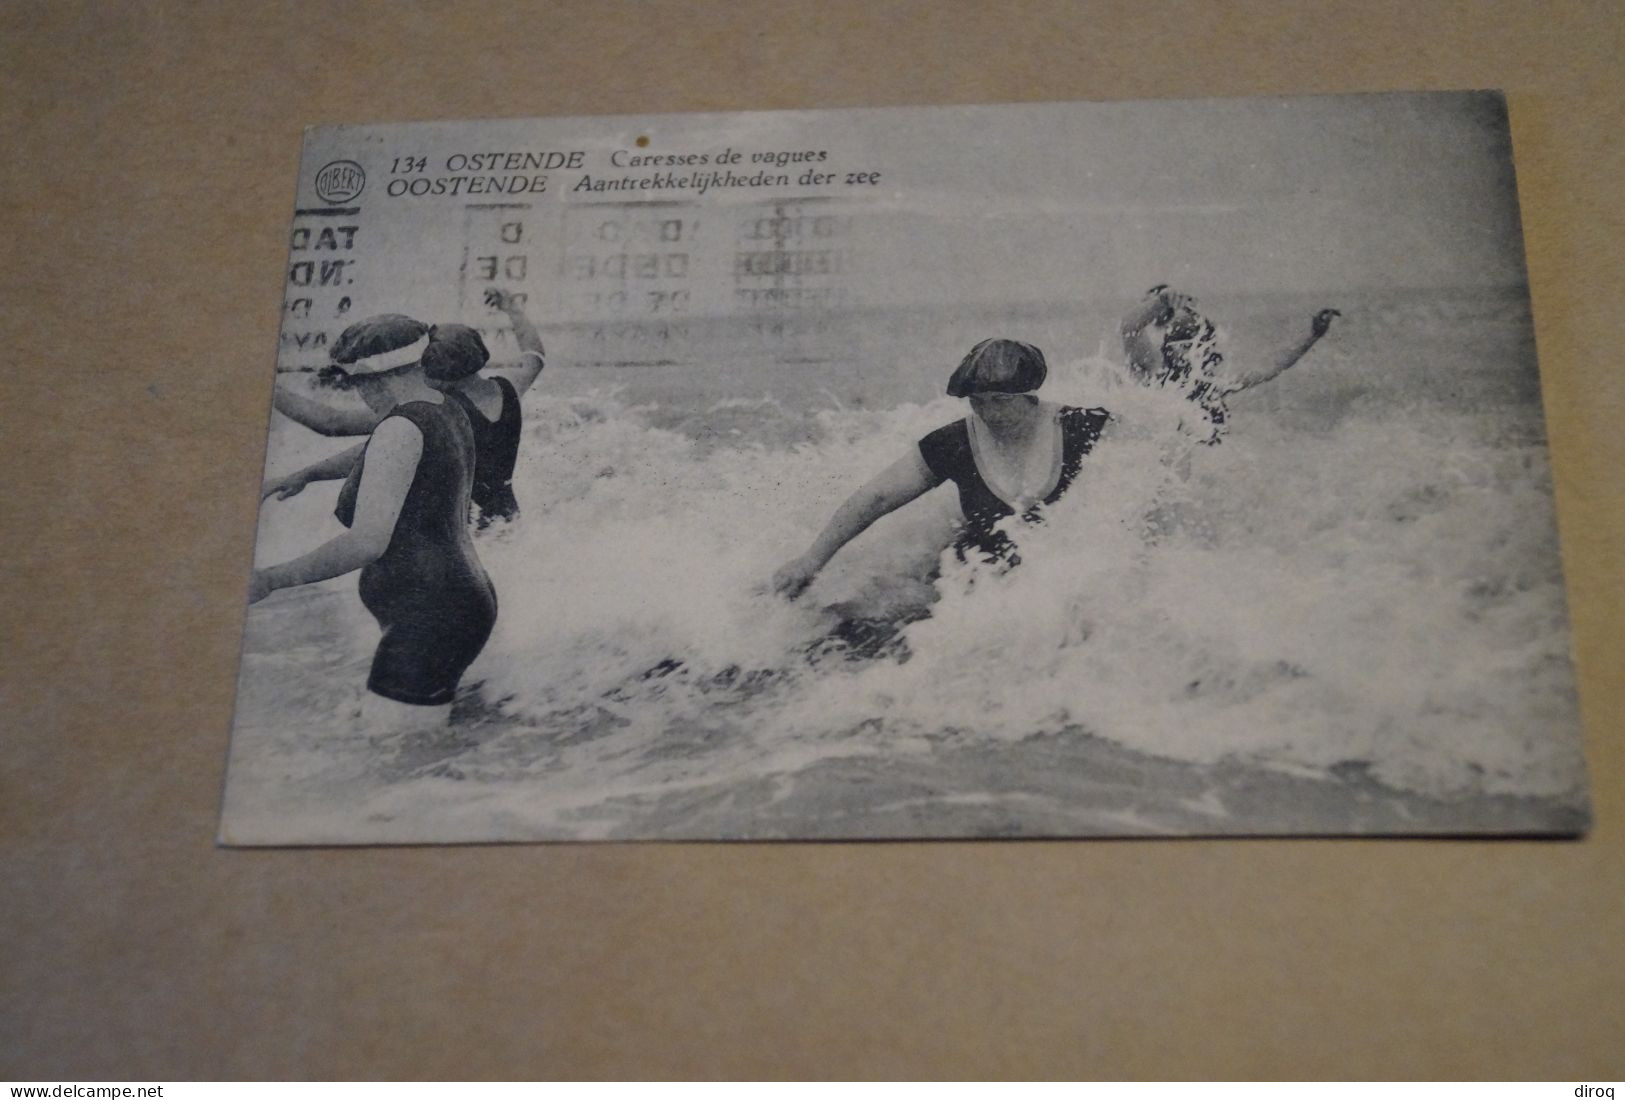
314, 160, 366, 204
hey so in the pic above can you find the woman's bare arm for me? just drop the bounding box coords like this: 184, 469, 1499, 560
272, 378, 383, 436
772, 449, 942, 598
483, 288, 546, 396
248, 418, 421, 602
262, 441, 366, 501
1220, 308, 1340, 395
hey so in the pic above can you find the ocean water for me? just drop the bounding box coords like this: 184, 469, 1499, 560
223, 288, 1588, 842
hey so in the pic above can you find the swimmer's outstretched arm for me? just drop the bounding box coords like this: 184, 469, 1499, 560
483, 289, 546, 397
247, 419, 421, 603
271, 378, 382, 436
1220, 308, 1340, 395
772, 450, 942, 599
262, 441, 366, 502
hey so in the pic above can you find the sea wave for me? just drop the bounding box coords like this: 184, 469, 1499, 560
457, 352, 1581, 805
234, 296, 1585, 837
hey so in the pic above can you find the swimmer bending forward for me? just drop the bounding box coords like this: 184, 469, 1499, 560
774, 339, 1109, 599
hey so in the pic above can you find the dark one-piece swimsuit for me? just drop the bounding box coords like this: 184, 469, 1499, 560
917, 405, 1111, 564
448, 375, 522, 527
335, 400, 499, 706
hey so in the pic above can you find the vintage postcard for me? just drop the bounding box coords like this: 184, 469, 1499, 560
221, 92, 1588, 843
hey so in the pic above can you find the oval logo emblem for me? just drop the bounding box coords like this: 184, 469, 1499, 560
314, 160, 366, 204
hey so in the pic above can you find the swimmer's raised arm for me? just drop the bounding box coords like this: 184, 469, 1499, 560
1220, 308, 1340, 395
272, 377, 382, 436
249, 418, 421, 603
261, 440, 366, 502
483, 288, 546, 396
772, 449, 943, 599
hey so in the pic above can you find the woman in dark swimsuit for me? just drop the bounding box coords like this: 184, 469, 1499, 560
249, 316, 498, 730
263, 289, 543, 527
773, 338, 1110, 598
442, 324, 524, 527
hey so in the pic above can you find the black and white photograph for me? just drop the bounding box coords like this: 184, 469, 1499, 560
221, 92, 1588, 843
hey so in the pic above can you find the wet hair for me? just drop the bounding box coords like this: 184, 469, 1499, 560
945, 338, 1048, 398
318, 314, 430, 388
421, 323, 490, 382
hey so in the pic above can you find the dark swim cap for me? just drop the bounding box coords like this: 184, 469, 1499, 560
421, 323, 491, 382
945, 338, 1048, 397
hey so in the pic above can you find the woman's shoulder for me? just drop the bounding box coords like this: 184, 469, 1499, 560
384, 399, 469, 442
919, 416, 970, 450
383, 399, 441, 424
917, 416, 971, 477
494, 373, 523, 421
369, 407, 431, 444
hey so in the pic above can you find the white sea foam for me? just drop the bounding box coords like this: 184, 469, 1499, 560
465, 357, 1579, 801
231, 292, 1586, 838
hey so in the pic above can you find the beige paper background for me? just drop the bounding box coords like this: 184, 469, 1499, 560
3, 0, 1621, 1080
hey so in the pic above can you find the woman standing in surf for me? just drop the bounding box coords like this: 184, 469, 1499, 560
773, 338, 1110, 599
264, 288, 544, 527
249, 316, 498, 731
